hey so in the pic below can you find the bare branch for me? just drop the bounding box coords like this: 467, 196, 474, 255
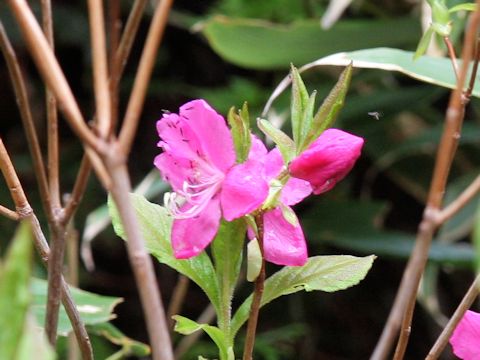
88, 0, 111, 137
427, 275, 480, 359
0, 204, 20, 221
7, 0, 103, 153
118, 0, 173, 155
0, 22, 53, 222
0, 138, 93, 360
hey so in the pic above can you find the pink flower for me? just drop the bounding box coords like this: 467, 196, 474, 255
289, 128, 364, 194
155, 100, 269, 258
450, 310, 480, 359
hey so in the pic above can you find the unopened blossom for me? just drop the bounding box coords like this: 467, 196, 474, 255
155, 99, 269, 258
450, 310, 480, 359
289, 128, 364, 194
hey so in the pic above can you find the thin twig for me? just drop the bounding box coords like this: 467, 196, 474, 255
436, 174, 480, 225
464, 37, 480, 100
372, 6, 480, 360
0, 138, 93, 360
372, 5, 480, 359
0, 204, 20, 221
104, 150, 174, 360
66, 218, 80, 360
62, 156, 91, 224
243, 214, 266, 360
167, 275, 190, 330
0, 22, 53, 223
41, 0, 61, 210
444, 36, 460, 83
426, 275, 480, 359
118, 0, 173, 154
7, 0, 104, 153
87, 0, 111, 137
108, 0, 122, 134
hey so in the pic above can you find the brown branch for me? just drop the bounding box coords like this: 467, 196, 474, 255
88, 0, 111, 137
465, 37, 480, 100
243, 214, 266, 360
108, 0, 122, 134
0, 22, 53, 222
7, 0, 104, 153
62, 156, 91, 224
104, 149, 174, 360
167, 275, 190, 330
118, 0, 173, 155
426, 275, 480, 359
372, 5, 480, 359
436, 174, 480, 225
40, 0, 61, 211
0, 204, 20, 221
444, 36, 460, 83
0, 138, 93, 360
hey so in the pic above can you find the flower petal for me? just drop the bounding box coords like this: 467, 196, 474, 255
263, 207, 307, 266
264, 147, 284, 180
281, 178, 312, 206
221, 159, 269, 221
289, 128, 364, 195
154, 153, 196, 192
179, 99, 236, 172
171, 196, 221, 258
248, 135, 268, 161
450, 310, 480, 359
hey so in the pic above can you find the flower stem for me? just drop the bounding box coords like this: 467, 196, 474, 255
242, 214, 266, 360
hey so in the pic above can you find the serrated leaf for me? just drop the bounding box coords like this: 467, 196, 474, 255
247, 239, 262, 282
231, 255, 375, 336
0, 221, 33, 359
257, 118, 295, 163
300, 64, 353, 152
290, 65, 310, 144
108, 193, 221, 314
88, 322, 150, 359
414, 26, 434, 60
31, 278, 122, 336
449, 3, 477, 12
173, 315, 232, 360
211, 219, 245, 332
227, 103, 251, 163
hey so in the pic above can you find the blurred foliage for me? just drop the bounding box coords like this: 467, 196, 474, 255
1, 0, 480, 358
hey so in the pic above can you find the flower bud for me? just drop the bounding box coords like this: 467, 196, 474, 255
289, 128, 364, 194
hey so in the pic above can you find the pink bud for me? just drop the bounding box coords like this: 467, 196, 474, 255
289, 129, 364, 195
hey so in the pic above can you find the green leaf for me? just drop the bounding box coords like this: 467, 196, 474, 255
211, 219, 246, 334
173, 315, 232, 360
449, 3, 477, 13
414, 26, 434, 60
31, 278, 122, 336
82, 170, 169, 271
200, 16, 420, 69
263, 47, 480, 114
290, 64, 310, 144
300, 64, 353, 152
257, 118, 296, 163
227, 103, 251, 163
0, 221, 33, 359
231, 255, 375, 336
108, 193, 221, 314
88, 322, 150, 359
